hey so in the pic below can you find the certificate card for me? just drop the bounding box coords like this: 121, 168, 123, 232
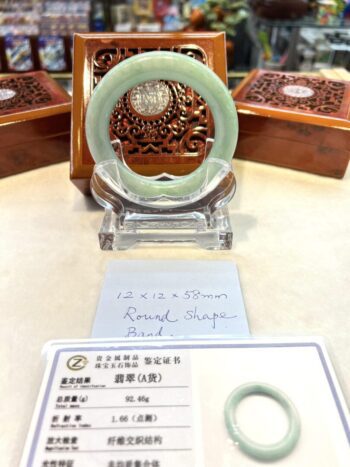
92, 260, 249, 338
21, 338, 350, 466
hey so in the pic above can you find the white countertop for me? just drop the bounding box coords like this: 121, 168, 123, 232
1, 160, 349, 466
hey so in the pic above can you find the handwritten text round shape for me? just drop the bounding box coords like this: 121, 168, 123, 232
85, 51, 238, 199
224, 382, 301, 461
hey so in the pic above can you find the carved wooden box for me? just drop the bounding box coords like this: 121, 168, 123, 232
0, 71, 71, 178
70, 32, 227, 194
233, 69, 350, 178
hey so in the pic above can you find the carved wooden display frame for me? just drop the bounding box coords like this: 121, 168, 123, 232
70, 32, 227, 194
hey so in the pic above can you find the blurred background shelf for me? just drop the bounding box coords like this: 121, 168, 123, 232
251, 12, 350, 71
0, 0, 350, 76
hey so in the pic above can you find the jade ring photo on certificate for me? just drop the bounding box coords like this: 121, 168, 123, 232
85, 50, 238, 202
225, 382, 301, 461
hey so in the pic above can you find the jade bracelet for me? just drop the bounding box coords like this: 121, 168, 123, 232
225, 382, 301, 461
85, 51, 238, 200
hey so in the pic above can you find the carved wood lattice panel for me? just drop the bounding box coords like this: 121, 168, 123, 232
243, 72, 347, 116
93, 46, 213, 169
0, 76, 52, 115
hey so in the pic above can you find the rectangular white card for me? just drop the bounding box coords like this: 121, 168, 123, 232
23, 347, 194, 467
21, 338, 350, 467
92, 260, 249, 338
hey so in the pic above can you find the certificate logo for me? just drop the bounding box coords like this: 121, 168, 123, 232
67, 355, 88, 371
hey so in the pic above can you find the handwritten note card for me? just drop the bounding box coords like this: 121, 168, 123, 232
92, 260, 249, 338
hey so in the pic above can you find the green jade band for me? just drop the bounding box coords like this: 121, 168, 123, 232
85, 51, 238, 199
225, 382, 301, 462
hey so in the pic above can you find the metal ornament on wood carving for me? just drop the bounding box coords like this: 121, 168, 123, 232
0, 89, 16, 101
129, 80, 170, 117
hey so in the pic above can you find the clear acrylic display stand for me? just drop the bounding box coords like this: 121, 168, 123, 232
91, 139, 236, 251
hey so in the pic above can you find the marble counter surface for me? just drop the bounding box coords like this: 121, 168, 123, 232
0, 160, 349, 466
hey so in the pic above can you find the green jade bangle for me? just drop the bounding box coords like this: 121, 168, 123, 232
225, 382, 301, 462
85, 51, 238, 200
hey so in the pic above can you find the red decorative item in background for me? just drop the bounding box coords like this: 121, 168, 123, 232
250, 0, 308, 20
153, 0, 171, 20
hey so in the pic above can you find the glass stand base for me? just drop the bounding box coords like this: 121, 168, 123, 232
99, 207, 233, 251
